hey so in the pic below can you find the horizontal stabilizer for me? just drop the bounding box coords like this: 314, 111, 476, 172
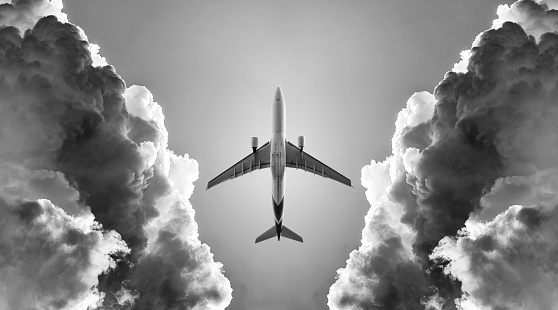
255, 226, 276, 243
255, 225, 304, 243
282, 225, 303, 243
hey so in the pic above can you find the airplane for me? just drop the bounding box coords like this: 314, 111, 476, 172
207, 87, 352, 243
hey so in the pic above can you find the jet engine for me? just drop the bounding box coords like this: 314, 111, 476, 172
298, 136, 305, 152
251, 137, 258, 153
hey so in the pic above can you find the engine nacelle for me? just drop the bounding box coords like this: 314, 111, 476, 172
251, 137, 258, 153
298, 136, 305, 152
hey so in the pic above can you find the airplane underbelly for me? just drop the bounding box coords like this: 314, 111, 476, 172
271, 134, 286, 210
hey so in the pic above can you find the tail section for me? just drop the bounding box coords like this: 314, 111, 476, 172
255, 224, 303, 243
282, 225, 303, 243
255, 226, 276, 243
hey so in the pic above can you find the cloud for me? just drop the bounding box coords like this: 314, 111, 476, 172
328, 92, 435, 309
433, 202, 558, 310
493, 0, 558, 39
454, 0, 558, 74
0, 0, 231, 309
329, 0, 558, 309
0, 199, 127, 310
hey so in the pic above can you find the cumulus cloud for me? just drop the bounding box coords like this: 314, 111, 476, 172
433, 203, 558, 310
329, 0, 558, 309
0, 199, 127, 310
328, 92, 436, 309
0, 0, 231, 309
455, 0, 558, 74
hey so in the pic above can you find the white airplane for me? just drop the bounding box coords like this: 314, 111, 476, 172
207, 87, 352, 243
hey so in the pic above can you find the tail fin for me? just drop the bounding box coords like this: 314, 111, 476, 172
282, 225, 303, 243
254, 225, 304, 243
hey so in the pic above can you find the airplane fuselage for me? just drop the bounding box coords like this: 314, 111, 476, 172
206, 86, 352, 243
271, 87, 286, 239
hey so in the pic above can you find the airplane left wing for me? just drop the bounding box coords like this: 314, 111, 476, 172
207, 142, 271, 190
285, 141, 352, 187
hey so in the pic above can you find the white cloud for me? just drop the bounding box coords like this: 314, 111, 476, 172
0, 1, 232, 309
0, 199, 128, 310
433, 201, 558, 310
331, 1, 558, 309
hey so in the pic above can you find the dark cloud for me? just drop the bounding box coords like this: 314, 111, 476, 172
0, 1, 231, 309
433, 203, 558, 309
330, 1, 558, 309
0, 198, 126, 310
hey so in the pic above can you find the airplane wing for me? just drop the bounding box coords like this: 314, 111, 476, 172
207, 142, 271, 190
285, 141, 352, 187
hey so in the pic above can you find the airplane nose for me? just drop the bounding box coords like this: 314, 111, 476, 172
275, 86, 283, 101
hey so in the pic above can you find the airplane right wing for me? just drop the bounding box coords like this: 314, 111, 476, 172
207, 142, 271, 190
285, 141, 352, 187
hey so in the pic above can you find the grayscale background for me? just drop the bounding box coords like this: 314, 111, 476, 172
64, 1, 514, 309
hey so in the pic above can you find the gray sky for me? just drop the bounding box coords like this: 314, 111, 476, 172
64, 1, 514, 309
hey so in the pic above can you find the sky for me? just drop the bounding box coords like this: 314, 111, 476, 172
6, 0, 558, 310
61, 1, 513, 309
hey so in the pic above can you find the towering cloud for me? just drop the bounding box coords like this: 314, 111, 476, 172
329, 1, 558, 309
0, 1, 231, 309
